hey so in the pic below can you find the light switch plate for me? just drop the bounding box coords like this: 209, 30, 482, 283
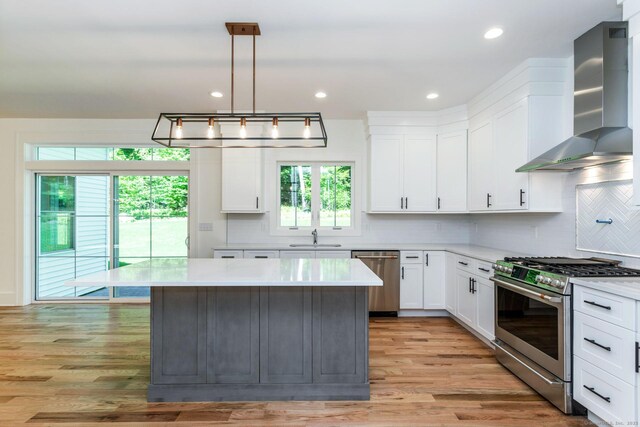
198, 222, 213, 232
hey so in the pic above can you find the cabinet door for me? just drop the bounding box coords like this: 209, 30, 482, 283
260, 287, 312, 384
423, 251, 445, 309
493, 99, 529, 210
213, 250, 243, 259
369, 135, 403, 212
243, 250, 279, 259
436, 131, 467, 212
445, 253, 457, 314
400, 263, 424, 309
475, 277, 495, 340
456, 270, 476, 326
403, 135, 437, 212
468, 121, 494, 211
280, 250, 316, 259
221, 148, 263, 212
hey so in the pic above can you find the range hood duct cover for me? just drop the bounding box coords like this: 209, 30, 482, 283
517, 22, 632, 172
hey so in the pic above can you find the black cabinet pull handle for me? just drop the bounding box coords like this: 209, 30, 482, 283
437, 197, 441, 210
405, 197, 408, 209
425, 253, 429, 266
221, 256, 235, 259
256, 196, 259, 209
458, 261, 468, 266
487, 193, 492, 208
471, 278, 476, 294
584, 300, 612, 310
584, 337, 611, 352
255, 256, 268, 259
519, 189, 525, 206
636, 342, 639, 373
478, 267, 490, 272
401, 197, 404, 209
406, 256, 419, 259
469, 277, 472, 293
583, 385, 611, 403
401, 266, 405, 280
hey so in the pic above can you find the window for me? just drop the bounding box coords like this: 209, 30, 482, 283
39, 176, 75, 253
278, 163, 353, 229
36, 146, 190, 161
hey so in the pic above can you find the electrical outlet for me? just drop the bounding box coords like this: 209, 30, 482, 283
198, 222, 213, 232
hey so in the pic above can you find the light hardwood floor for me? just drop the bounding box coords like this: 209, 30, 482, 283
0, 304, 591, 426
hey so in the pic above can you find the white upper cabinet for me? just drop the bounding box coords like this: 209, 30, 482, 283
369, 135, 404, 212
403, 135, 437, 212
468, 121, 494, 211
436, 131, 467, 212
368, 134, 436, 213
221, 148, 264, 213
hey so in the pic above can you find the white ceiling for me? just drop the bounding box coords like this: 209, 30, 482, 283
0, 0, 622, 119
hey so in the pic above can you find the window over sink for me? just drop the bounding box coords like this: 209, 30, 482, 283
278, 163, 353, 231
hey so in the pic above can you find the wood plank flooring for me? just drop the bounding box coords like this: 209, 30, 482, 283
0, 304, 590, 426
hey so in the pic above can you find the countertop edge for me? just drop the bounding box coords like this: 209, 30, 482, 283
571, 278, 640, 301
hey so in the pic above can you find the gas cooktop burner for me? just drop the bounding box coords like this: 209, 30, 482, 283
504, 256, 640, 277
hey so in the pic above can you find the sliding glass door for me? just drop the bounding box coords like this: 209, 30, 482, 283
35, 173, 189, 301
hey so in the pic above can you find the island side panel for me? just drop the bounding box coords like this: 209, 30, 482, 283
207, 287, 260, 383
151, 287, 207, 384
259, 287, 312, 384
312, 286, 368, 384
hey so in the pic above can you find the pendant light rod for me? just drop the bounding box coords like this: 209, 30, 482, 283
253, 28, 256, 114
231, 33, 234, 114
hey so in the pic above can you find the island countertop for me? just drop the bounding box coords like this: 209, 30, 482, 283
66, 258, 383, 287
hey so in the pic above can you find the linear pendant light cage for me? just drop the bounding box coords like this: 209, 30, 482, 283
152, 112, 327, 148
151, 22, 328, 149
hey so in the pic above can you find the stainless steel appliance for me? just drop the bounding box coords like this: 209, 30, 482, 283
491, 257, 640, 414
517, 21, 632, 172
352, 251, 400, 314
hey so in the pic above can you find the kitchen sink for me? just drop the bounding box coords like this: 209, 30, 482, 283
289, 244, 342, 248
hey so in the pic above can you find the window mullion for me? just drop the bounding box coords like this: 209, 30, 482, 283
311, 164, 321, 228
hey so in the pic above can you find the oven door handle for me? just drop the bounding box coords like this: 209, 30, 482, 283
490, 277, 563, 304
494, 341, 563, 386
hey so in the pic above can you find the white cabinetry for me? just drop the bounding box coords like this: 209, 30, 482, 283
243, 250, 279, 259
213, 250, 244, 259
573, 284, 638, 425
450, 255, 495, 341
468, 96, 564, 212
280, 250, 351, 259
368, 134, 436, 213
221, 148, 264, 213
400, 251, 424, 309
280, 250, 316, 259
436, 131, 467, 212
316, 251, 351, 259
444, 253, 457, 314
423, 251, 445, 309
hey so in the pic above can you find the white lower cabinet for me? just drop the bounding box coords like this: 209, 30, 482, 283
243, 250, 280, 259
316, 251, 351, 259
400, 262, 423, 309
423, 251, 445, 309
572, 284, 639, 425
444, 253, 457, 314
213, 250, 244, 259
452, 260, 495, 342
280, 250, 316, 259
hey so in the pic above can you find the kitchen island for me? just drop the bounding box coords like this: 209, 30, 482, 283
67, 258, 382, 402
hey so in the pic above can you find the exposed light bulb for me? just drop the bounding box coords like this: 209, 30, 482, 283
175, 118, 183, 139
303, 117, 311, 139
207, 117, 215, 139
239, 117, 247, 139
271, 117, 279, 139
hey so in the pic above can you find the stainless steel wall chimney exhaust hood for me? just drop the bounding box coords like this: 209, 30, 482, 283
517, 22, 632, 172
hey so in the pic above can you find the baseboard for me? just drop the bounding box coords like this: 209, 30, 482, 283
397, 309, 449, 317
449, 316, 495, 348
148, 383, 370, 402
0, 291, 18, 306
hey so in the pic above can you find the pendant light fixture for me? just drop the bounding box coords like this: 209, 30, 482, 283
152, 22, 327, 148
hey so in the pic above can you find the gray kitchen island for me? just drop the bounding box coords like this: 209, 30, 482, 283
67, 258, 382, 402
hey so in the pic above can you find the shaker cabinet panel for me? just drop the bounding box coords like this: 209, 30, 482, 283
468, 121, 494, 211
403, 136, 437, 212
369, 135, 404, 212
436, 131, 467, 212
423, 251, 445, 309
400, 263, 424, 309
221, 148, 263, 213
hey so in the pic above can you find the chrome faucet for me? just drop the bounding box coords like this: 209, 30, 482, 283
312, 228, 318, 245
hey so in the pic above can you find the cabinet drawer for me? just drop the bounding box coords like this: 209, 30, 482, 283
454, 255, 475, 273
213, 250, 244, 259
574, 285, 635, 329
401, 251, 423, 264
243, 250, 280, 259
475, 261, 493, 280
573, 311, 636, 383
574, 357, 636, 424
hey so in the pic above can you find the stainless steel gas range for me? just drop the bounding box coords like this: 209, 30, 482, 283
491, 257, 640, 414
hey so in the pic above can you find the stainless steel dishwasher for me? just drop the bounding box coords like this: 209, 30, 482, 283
352, 251, 400, 314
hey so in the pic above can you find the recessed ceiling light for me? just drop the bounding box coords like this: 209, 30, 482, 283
426, 92, 439, 100
484, 27, 504, 39
315, 91, 327, 99
210, 91, 223, 98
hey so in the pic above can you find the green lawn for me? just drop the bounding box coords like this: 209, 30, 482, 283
117, 217, 188, 259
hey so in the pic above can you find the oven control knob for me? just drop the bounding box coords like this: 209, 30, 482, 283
505, 267, 513, 274
552, 279, 562, 288
545, 277, 553, 285
535, 275, 543, 283
492, 264, 498, 270
496, 265, 504, 272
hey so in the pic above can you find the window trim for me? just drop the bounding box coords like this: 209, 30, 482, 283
273, 161, 359, 236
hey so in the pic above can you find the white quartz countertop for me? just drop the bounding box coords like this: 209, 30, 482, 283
571, 277, 640, 300
214, 244, 526, 264
65, 258, 383, 288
